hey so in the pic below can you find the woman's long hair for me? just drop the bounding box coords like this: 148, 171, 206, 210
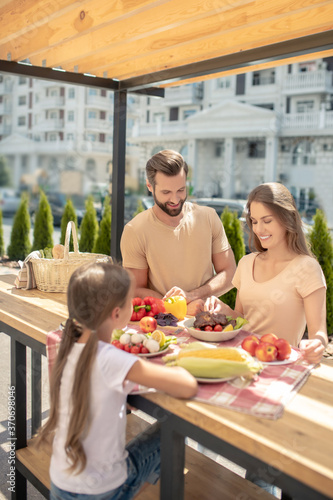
36, 261, 131, 473
245, 182, 311, 256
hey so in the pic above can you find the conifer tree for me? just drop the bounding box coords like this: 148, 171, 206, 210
32, 190, 54, 251
309, 209, 333, 334
219, 207, 246, 309
93, 195, 111, 255
7, 193, 31, 260
0, 210, 4, 256
60, 198, 78, 252
79, 195, 99, 252
0, 156, 11, 187
133, 200, 145, 218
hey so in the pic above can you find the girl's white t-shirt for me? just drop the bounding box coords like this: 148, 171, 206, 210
50, 341, 138, 495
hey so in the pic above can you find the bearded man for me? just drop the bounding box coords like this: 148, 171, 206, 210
120, 150, 236, 315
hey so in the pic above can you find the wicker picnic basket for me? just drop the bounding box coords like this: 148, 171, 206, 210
31, 221, 112, 293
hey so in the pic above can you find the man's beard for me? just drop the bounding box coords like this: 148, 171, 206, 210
153, 191, 187, 217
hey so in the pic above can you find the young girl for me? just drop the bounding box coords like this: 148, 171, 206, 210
205, 182, 328, 365
37, 261, 197, 500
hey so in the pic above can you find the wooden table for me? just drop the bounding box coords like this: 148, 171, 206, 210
1, 274, 332, 500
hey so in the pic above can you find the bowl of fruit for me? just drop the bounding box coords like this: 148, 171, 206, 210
183, 311, 248, 342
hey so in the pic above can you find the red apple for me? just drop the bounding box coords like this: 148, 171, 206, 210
255, 342, 278, 362
139, 316, 157, 333
260, 333, 278, 345
274, 338, 291, 361
241, 335, 260, 356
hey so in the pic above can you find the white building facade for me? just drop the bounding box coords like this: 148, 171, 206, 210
0, 58, 332, 225
131, 58, 333, 226
0, 75, 140, 195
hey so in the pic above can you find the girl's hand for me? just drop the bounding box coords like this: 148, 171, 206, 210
204, 296, 224, 313
299, 338, 326, 364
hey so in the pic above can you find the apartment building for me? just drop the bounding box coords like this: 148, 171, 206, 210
0, 58, 332, 225
131, 58, 333, 226
0, 75, 140, 195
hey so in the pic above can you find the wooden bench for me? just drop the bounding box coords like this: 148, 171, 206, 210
16, 412, 275, 499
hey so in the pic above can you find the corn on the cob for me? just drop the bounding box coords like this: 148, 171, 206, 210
164, 346, 262, 379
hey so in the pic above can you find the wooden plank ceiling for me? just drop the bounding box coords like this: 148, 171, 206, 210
0, 0, 332, 90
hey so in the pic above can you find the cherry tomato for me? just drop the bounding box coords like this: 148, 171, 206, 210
117, 343, 124, 350
111, 339, 118, 346
213, 324, 223, 332
130, 345, 141, 354
140, 346, 149, 354
204, 325, 213, 331
124, 344, 131, 352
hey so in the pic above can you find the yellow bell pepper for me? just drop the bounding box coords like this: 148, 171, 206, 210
164, 296, 187, 320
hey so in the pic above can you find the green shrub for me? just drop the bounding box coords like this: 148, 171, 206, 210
60, 199, 78, 252
0, 210, 4, 256
0, 156, 11, 187
93, 195, 111, 255
219, 207, 246, 309
309, 209, 333, 335
32, 190, 54, 251
79, 195, 99, 252
7, 194, 31, 260
133, 200, 145, 218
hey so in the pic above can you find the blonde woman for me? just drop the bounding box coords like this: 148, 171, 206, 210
205, 182, 327, 365
37, 261, 197, 500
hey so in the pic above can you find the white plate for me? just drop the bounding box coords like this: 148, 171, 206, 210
137, 345, 171, 358
258, 348, 300, 365
195, 376, 236, 383
183, 318, 241, 342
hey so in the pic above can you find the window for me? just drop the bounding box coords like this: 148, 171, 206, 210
68, 88, 75, 98
18, 95, 26, 105
50, 89, 58, 97
49, 133, 58, 141
19, 77, 27, 85
252, 70, 275, 86
67, 133, 74, 140
18, 116, 26, 126
215, 142, 224, 157
49, 111, 57, 119
87, 133, 96, 142
67, 110, 74, 121
88, 110, 97, 119
183, 109, 196, 119
88, 88, 97, 96
217, 77, 231, 89
169, 107, 179, 121
292, 140, 316, 165
152, 112, 165, 123
248, 141, 266, 158
296, 100, 314, 113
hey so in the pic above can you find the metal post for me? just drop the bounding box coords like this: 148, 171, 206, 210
31, 350, 42, 436
111, 89, 127, 262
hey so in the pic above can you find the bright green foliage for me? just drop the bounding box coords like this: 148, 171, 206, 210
79, 195, 99, 252
0, 156, 11, 186
309, 209, 333, 335
93, 195, 111, 255
133, 200, 145, 218
32, 190, 54, 251
60, 199, 78, 252
219, 207, 246, 309
7, 194, 31, 260
0, 210, 4, 256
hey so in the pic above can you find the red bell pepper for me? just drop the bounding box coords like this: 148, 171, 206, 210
130, 298, 146, 321
143, 296, 160, 317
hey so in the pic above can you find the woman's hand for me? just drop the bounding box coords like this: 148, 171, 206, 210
299, 338, 326, 364
204, 296, 224, 313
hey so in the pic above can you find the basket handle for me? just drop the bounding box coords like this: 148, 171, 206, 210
64, 221, 79, 259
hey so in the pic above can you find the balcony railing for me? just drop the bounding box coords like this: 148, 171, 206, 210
283, 70, 333, 93
132, 121, 188, 137
282, 112, 320, 129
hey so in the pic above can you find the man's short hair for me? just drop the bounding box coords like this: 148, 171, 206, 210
146, 150, 188, 188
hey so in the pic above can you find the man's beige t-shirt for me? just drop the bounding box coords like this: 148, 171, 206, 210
232, 253, 326, 347
121, 202, 230, 296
